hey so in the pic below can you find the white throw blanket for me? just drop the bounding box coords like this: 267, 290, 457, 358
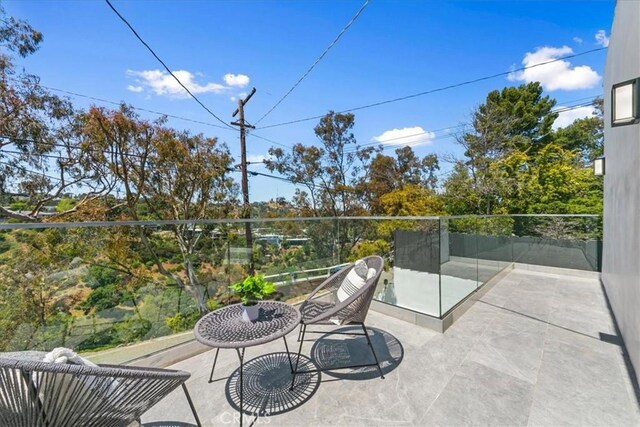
43, 347, 98, 367
42, 347, 120, 396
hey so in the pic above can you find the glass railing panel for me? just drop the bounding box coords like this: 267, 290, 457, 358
511, 215, 601, 271
477, 216, 515, 284
249, 218, 340, 305
0, 214, 602, 359
0, 223, 204, 358
357, 218, 440, 317
440, 217, 480, 315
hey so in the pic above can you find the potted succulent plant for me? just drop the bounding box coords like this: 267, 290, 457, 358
230, 275, 276, 322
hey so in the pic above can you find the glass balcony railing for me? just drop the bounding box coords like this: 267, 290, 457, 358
0, 214, 601, 360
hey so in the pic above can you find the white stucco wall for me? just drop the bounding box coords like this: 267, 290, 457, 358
602, 0, 640, 380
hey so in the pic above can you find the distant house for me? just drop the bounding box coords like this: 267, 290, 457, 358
284, 237, 310, 247
256, 234, 283, 245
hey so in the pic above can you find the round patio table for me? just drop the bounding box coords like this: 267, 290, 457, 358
194, 301, 301, 426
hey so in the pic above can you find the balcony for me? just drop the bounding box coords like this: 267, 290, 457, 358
0, 215, 636, 425
140, 266, 639, 426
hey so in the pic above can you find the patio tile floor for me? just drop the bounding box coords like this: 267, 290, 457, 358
142, 268, 639, 427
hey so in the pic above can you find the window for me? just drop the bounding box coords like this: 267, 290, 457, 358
612, 78, 640, 126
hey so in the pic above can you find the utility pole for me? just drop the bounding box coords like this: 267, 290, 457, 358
232, 87, 257, 275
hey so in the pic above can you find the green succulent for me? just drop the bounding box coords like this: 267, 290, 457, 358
230, 275, 276, 306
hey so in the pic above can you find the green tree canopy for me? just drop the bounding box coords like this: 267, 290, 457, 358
265, 111, 377, 216
445, 83, 602, 216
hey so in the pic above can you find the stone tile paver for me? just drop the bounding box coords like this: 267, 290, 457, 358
143, 268, 640, 426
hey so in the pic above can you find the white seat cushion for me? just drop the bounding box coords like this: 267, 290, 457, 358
337, 259, 369, 302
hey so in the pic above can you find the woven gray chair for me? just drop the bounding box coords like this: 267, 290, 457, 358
0, 352, 201, 427
291, 255, 385, 388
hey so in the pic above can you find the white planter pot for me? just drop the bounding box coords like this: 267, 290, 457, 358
241, 304, 260, 322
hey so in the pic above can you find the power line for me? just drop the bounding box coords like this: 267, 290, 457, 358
248, 132, 292, 149
5, 95, 596, 189
0, 160, 62, 182
5, 76, 234, 131
552, 101, 599, 114
552, 94, 603, 107
353, 99, 600, 149
247, 160, 445, 192
2, 101, 599, 192
247, 169, 345, 193
246, 98, 601, 155
254, 0, 371, 125
257, 47, 607, 129
228, 163, 346, 192
4, 65, 600, 162
104, 0, 232, 129
344, 100, 600, 154
357, 94, 602, 147
28, 81, 232, 131
1, 135, 148, 160
1, 149, 66, 161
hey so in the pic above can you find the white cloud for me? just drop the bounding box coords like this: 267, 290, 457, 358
508, 46, 601, 91
572, 36, 583, 45
126, 70, 250, 98
553, 105, 596, 129
372, 126, 435, 147
224, 73, 250, 88
595, 30, 609, 47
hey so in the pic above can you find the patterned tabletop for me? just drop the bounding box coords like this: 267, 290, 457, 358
194, 301, 301, 349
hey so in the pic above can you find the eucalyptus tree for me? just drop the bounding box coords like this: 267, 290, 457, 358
265, 111, 379, 261
0, 7, 115, 221
80, 105, 237, 314
265, 111, 377, 217
357, 146, 440, 214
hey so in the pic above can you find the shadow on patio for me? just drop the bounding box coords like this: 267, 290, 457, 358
223, 327, 403, 419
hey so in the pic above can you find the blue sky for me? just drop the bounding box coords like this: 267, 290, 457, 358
4, 0, 613, 201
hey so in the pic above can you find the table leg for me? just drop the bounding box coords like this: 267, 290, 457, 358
236, 348, 245, 427
208, 348, 220, 383
282, 335, 294, 373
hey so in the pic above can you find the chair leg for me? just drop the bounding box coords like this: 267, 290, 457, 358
361, 323, 385, 380
290, 323, 306, 390
182, 383, 202, 427
208, 348, 220, 383
297, 323, 306, 342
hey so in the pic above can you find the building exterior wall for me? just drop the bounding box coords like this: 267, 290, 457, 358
602, 0, 640, 379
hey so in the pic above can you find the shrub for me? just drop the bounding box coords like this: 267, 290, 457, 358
55, 198, 76, 213
76, 317, 152, 351
206, 298, 222, 312
0, 234, 11, 254
79, 284, 132, 314
84, 266, 121, 289
165, 311, 200, 333
9, 201, 28, 211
